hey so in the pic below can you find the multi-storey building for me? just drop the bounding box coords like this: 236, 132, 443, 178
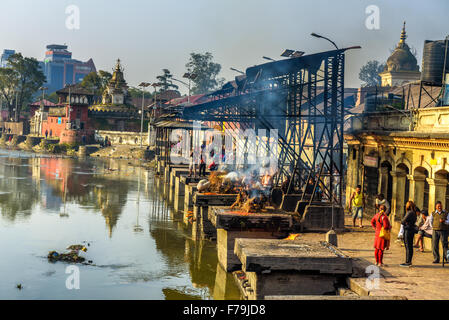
0, 49, 15, 67
42, 44, 96, 93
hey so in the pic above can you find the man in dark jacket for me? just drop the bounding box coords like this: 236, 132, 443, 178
429, 201, 449, 264
400, 201, 418, 267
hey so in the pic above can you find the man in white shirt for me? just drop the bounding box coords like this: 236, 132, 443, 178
375, 194, 391, 216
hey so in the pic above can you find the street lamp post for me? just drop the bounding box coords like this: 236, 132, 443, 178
172, 78, 190, 102
172, 73, 197, 105
311, 32, 339, 50
309, 33, 339, 241
138, 82, 151, 149
183, 73, 197, 104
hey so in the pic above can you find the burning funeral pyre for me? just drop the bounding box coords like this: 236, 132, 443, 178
197, 170, 273, 213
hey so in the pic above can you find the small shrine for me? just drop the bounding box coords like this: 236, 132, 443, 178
102, 59, 129, 105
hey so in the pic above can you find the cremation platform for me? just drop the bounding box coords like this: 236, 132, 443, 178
192, 193, 238, 240
233, 238, 352, 300
209, 206, 293, 272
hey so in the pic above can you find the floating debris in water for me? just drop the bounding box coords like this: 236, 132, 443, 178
48, 244, 89, 264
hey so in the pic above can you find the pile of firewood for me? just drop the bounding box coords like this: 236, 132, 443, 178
208, 171, 241, 194
231, 190, 266, 213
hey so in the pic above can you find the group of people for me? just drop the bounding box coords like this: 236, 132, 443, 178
44, 129, 52, 139
188, 144, 208, 177
349, 185, 449, 267
398, 200, 449, 267
188, 143, 233, 178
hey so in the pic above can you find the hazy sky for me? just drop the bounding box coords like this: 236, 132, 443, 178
0, 0, 448, 93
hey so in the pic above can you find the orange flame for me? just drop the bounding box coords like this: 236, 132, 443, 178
284, 234, 300, 240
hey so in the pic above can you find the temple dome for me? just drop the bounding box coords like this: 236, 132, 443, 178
384, 22, 419, 73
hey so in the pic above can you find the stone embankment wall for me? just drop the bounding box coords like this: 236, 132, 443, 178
95, 130, 149, 146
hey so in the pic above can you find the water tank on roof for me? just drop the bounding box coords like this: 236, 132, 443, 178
421, 40, 449, 86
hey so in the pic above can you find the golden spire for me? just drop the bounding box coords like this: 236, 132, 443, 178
114, 58, 123, 72
399, 21, 407, 44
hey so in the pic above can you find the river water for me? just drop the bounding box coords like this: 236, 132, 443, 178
0, 150, 240, 300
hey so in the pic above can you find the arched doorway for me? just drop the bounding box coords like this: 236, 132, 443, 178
414, 167, 429, 212
363, 156, 380, 216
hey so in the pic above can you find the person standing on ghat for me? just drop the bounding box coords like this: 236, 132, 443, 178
188, 150, 197, 177
349, 185, 365, 228
429, 201, 449, 264
371, 204, 391, 267
199, 142, 206, 177
400, 201, 418, 267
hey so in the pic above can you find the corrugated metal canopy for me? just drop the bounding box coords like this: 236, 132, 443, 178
245, 48, 351, 82
152, 120, 209, 130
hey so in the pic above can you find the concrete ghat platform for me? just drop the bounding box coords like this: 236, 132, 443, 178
192, 194, 238, 240
210, 207, 293, 272
233, 239, 353, 300
209, 207, 293, 231
169, 168, 190, 203
234, 239, 352, 274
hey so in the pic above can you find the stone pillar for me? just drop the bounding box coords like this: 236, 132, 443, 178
407, 175, 415, 204
427, 178, 448, 212
390, 171, 407, 221
378, 166, 390, 195
413, 176, 426, 210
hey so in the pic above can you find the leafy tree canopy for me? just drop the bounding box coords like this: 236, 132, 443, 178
186, 52, 225, 95
0, 53, 45, 121
156, 69, 179, 93
81, 70, 112, 96
359, 60, 386, 87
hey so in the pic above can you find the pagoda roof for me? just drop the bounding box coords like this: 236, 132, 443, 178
57, 85, 94, 96
29, 99, 57, 107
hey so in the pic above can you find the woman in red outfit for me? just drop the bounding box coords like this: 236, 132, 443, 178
371, 205, 391, 266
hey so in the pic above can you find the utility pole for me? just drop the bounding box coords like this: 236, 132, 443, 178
138, 82, 151, 149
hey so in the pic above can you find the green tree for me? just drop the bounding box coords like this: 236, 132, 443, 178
81, 70, 112, 95
156, 69, 179, 93
44, 92, 59, 104
186, 52, 224, 94
128, 87, 153, 99
359, 60, 386, 87
0, 53, 46, 121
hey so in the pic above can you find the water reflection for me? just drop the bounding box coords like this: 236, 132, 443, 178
0, 150, 240, 300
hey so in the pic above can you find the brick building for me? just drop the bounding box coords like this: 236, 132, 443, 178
37, 86, 95, 143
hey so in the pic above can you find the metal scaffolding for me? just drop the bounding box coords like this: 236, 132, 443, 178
181, 48, 355, 207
